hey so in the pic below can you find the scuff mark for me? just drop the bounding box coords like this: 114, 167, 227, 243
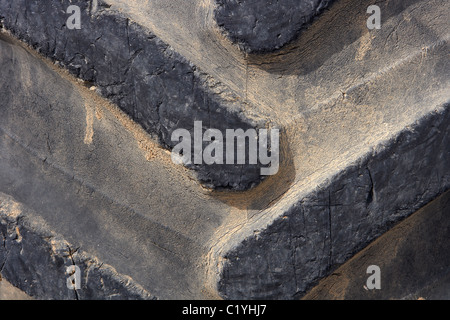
84, 102, 94, 145
355, 32, 373, 61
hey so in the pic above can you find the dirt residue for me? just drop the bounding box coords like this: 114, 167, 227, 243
83, 101, 95, 145
355, 32, 374, 61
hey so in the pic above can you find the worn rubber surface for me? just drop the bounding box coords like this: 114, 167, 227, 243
214, 0, 336, 53
0, 0, 449, 300
0, 35, 228, 299
303, 189, 450, 300
0, 277, 32, 300
0, 0, 268, 191
0, 192, 154, 300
